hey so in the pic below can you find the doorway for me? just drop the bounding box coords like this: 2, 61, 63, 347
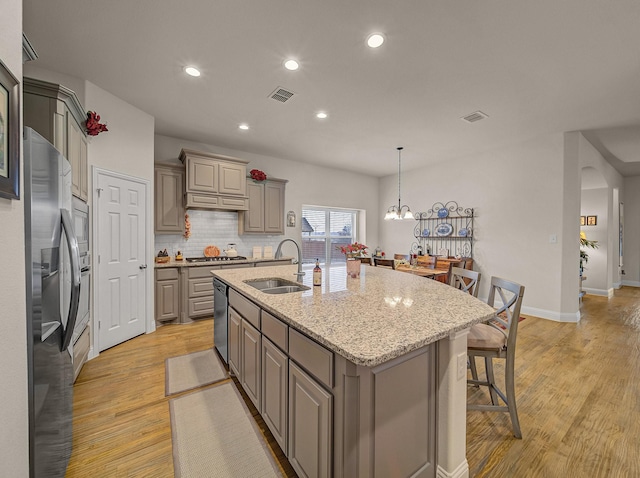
93, 168, 151, 352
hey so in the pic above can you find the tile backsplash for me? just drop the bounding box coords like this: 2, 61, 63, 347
154, 209, 285, 258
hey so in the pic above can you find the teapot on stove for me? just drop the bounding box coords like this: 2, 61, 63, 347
224, 243, 238, 257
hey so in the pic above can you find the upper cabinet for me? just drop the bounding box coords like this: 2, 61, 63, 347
179, 149, 249, 211
154, 163, 185, 234
239, 178, 287, 234
24, 77, 89, 201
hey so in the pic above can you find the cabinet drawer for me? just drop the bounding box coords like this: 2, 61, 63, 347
156, 268, 179, 281
219, 196, 249, 210
188, 266, 217, 279
229, 289, 260, 329
262, 311, 288, 352
188, 278, 214, 298
185, 193, 219, 208
289, 329, 333, 388
188, 297, 214, 317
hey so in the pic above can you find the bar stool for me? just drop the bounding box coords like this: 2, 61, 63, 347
467, 276, 525, 438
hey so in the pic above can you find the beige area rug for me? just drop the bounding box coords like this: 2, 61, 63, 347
170, 382, 283, 477
165, 349, 228, 396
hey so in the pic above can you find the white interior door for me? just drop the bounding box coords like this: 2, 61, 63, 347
95, 170, 148, 351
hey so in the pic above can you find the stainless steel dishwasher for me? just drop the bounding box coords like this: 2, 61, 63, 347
213, 278, 228, 364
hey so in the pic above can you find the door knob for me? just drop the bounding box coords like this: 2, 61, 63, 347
139, 264, 147, 270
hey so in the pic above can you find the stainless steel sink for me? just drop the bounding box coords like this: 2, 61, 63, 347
244, 278, 310, 294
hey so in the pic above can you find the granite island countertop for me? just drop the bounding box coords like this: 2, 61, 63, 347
212, 264, 496, 367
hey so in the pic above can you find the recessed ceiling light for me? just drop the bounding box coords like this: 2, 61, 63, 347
184, 66, 201, 77
367, 33, 385, 48
316, 112, 328, 119
238, 123, 249, 130
284, 59, 299, 71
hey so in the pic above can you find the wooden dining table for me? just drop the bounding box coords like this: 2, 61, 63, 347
394, 264, 450, 279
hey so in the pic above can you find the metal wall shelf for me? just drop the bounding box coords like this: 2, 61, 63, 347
412, 201, 474, 257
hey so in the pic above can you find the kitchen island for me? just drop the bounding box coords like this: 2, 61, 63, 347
212, 264, 496, 478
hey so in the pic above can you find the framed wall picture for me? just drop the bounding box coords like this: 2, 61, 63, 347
0, 59, 20, 200
580, 216, 586, 226
587, 215, 597, 226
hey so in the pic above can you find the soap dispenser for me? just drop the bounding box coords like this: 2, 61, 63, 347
313, 259, 322, 286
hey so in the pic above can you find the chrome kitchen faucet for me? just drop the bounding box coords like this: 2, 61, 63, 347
275, 238, 305, 282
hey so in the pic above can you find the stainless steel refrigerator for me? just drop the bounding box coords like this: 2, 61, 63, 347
24, 127, 81, 477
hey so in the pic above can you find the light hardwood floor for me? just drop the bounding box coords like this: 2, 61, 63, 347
67, 288, 640, 477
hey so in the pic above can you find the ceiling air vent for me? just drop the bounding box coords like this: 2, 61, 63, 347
461, 111, 489, 123
269, 87, 295, 103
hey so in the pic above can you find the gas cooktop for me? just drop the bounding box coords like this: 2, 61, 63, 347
185, 256, 248, 263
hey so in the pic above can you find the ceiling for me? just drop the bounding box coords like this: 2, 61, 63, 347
22, 0, 640, 177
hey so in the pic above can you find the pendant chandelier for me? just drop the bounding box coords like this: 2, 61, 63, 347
384, 147, 414, 220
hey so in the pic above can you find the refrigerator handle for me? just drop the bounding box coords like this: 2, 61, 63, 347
61, 208, 81, 352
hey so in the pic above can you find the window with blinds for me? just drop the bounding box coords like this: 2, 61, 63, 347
302, 207, 358, 264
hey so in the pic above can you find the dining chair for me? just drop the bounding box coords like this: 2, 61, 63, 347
394, 253, 409, 261
373, 257, 395, 269
449, 267, 481, 297
467, 276, 525, 438
435, 258, 462, 284
416, 255, 436, 269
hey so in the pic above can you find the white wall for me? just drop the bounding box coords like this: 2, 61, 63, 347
0, 1, 29, 475
623, 176, 640, 286
84, 81, 156, 349
380, 133, 572, 320
154, 134, 380, 255
580, 188, 608, 294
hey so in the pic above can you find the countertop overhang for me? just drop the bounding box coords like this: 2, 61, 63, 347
212, 264, 496, 367
154, 257, 293, 268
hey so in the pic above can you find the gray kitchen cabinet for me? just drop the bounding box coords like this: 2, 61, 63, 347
239, 178, 287, 234
228, 307, 242, 377
23, 77, 89, 201
185, 266, 215, 318
179, 148, 249, 210
220, 281, 437, 477
154, 164, 185, 234
155, 268, 180, 322
223, 286, 333, 475
288, 361, 332, 478
241, 318, 262, 412
262, 336, 288, 454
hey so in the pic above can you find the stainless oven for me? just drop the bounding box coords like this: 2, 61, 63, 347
72, 197, 89, 257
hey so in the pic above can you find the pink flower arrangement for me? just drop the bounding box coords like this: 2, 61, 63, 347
250, 169, 267, 181
337, 242, 368, 256
85, 111, 108, 136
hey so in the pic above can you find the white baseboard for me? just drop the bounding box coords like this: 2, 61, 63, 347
477, 298, 581, 323
622, 280, 640, 287
520, 305, 581, 323
582, 287, 614, 298
437, 460, 469, 478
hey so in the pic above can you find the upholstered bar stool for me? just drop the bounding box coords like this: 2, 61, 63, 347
467, 276, 525, 438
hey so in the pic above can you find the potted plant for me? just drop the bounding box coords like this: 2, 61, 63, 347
580, 231, 598, 276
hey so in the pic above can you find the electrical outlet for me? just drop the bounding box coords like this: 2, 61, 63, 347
457, 352, 466, 380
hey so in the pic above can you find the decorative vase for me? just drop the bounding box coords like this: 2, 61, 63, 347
346, 257, 361, 278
